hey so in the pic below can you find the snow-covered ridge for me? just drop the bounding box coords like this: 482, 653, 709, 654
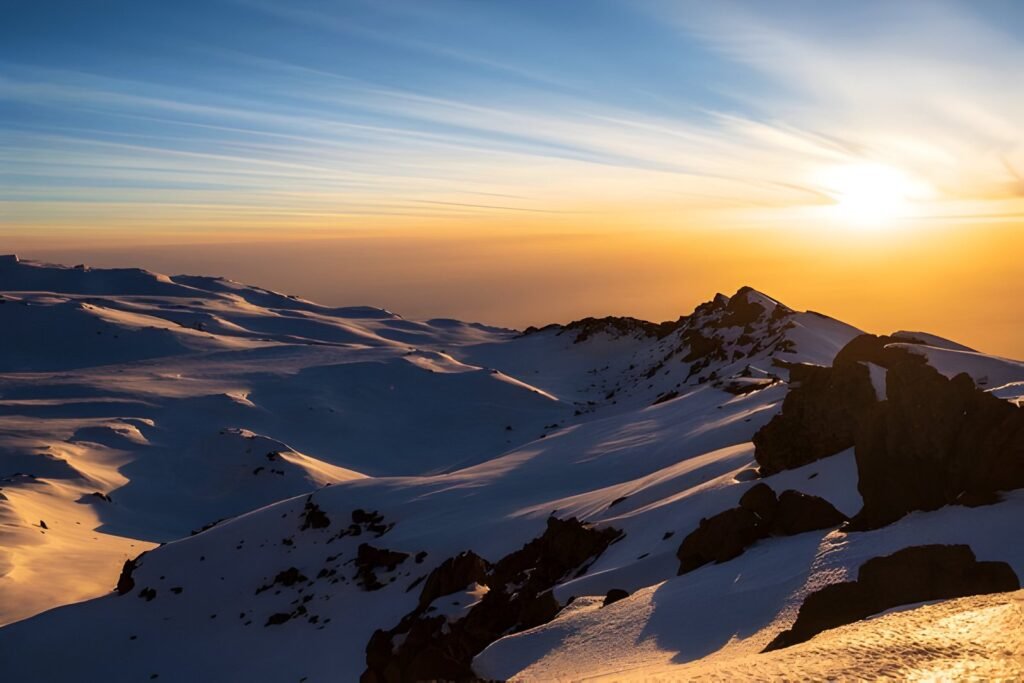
0, 256, 1022, 681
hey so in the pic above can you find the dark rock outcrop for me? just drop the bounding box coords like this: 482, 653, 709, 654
523, 316, 683, 343
338, 509, 393, 538
764, 544, 1020, 651
603, 588, 629, 606
851, 360, 1024, 529
677, 485, 846, 575
362, 517, 622, 683
355, 544, 409, 591
773, 490, 848, 536
738, 483, 778, 524
255, 566, 309, 594
116, 552, 147, 595
755, 332, 1024, 528
677, 507, 762, 574
416, 551, 490, 611
752, 335, 907, 475
299, 497, 330, 530
716, 286, 772, 328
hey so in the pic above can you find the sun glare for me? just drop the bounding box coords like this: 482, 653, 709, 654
820, 163, 933, 228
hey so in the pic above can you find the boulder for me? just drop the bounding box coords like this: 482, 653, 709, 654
678, 485, 846, 575
603, 588, 629, 606
738, 483, 778, 525
764, 544, 1019, 651
772, 490, 847, 536
676, 507, 763, 574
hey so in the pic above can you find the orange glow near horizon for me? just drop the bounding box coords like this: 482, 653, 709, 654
9, 210, 1024, 360
4, 1, 1024, 359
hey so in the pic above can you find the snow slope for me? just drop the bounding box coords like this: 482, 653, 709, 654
0, 256, 1022, 681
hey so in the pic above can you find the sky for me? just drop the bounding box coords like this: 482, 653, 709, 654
2, 0, 1023, 356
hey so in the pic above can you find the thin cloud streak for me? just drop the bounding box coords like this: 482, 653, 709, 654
3, 1, 1023, 233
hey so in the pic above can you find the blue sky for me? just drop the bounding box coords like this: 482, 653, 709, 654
3, 0, 1024, 240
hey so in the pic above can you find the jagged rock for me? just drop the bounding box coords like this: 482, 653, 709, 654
342, 509, 393, 538
299, 497, 330, 530
716, 286, 771, 328
355, 544, 409, 591
352, 509, 384, 525
764, 545, 1020, 651
681, 330, 724, 363
362, 517, 622, 683
851, 359, 1024, 529
753, 334, 933, 475
772, 490, 848, 536
523, 316, 682, 343
491, 516, 622, 589
603, 588, 629, 606
416, 551, 491, 611
756, 333, 1024, 527
754, 363, 871, 475
116, 552, 146, 595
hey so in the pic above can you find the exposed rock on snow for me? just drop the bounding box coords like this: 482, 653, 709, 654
299, 497, 331, 530
362, 517, 622, 682
773, 489, 849, 536
1, 258, 1023, 681
756, 333, 1024, 528
354, 544, 410, 591
115, 553, 145, 596
752, 334, 908, 475
765, 544, 1020, 651
676, 483, 846, 574
852, 356, 1024, 529
524, 316, 682, 343
602, 588, 629, 606
415, 551, 491, 612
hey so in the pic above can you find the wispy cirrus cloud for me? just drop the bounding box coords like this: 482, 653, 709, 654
3, 0, 1023, 240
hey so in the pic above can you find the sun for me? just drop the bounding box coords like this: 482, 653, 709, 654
819, 162, 932, 228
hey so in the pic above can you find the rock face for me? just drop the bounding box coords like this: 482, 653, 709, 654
362, 517, 622, 683
754, 333, 1024, 529
773, 490, 848, 536
416, 551, 490, 611
764, 545, 1020, 651
752, 334, 909, 475
852, 358, 1024, 529
677, 484, 846, 575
